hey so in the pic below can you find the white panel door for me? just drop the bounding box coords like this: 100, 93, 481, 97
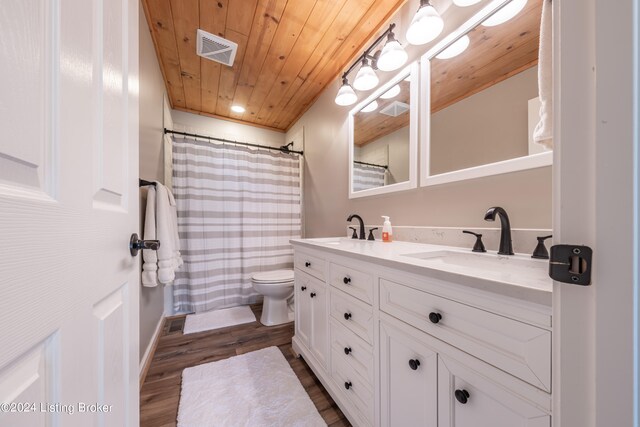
310, 284, 328, 369
0, 0, 139, 426
379, 321, 437, 427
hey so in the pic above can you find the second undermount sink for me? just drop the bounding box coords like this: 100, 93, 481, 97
401, 250, 547, 275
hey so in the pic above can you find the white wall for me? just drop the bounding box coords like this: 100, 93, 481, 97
138, 1, 166, 363
171, 110, 286, 148
356, 126, 410, 184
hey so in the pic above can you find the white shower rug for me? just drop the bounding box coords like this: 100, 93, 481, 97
183, 306, 256, 334
177, 346, 326, 427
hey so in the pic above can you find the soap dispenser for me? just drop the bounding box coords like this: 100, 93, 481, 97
381, 216, 393, 242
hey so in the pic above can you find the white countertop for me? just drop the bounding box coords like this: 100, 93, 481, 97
290, 237, 553, 306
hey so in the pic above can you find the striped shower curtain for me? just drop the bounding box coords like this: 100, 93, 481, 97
171, 137, 302, 313
352, 163, 387, 192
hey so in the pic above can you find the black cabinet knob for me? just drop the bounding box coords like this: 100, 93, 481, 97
344, 347, 352, 355
429, 312, 442, 324
305, 261, 311, 267
455, 389, 470, 404
408, 359, 421, 370
310, 292, 316, 298
344, 312, 352, 320
301, 286, 307, 291
343, 276, 351, 285
344, 381, 352, 390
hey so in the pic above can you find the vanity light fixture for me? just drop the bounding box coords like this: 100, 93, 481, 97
379, 84, 401, 99
335, 78, 358, 106
452, 0, 482, 6
353, 58, 379, 91
361, 100, 379, 113
335, 23, 401, 106
406, 0, 444, 46
376, 32, 408, 72
482, 0, 527, 26
231, 105, 245, 113
435, 35, 470, 59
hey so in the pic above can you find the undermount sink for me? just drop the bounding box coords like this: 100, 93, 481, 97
401, 250, 547, 274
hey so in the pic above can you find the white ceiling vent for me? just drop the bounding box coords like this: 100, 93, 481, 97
196, 29, 238, 67
380, 101, 410, 117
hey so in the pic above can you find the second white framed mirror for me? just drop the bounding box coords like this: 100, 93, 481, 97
420, 0, 552, 187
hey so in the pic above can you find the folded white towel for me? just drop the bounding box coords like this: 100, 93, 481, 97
533, 0, 553, 149
156, 182, 183, 284
142, 186, 159, 287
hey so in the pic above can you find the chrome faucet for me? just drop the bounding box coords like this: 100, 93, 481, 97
484, 207, 514, 255
347, 214, 366, 240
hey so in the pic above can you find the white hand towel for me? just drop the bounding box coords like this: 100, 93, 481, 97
156, 182, 182, 284
533, 0, 553, 149
142, 186, 159, 287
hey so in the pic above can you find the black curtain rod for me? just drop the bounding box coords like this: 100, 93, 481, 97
164, 128, 303, 156
354, 160, 388, 169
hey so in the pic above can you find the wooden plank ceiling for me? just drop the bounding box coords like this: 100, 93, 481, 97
141, 0, 408, 132
353, 0, 542, 146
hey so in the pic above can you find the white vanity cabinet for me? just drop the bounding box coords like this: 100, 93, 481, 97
291, 241, 552, 427
294, 269, 329, 369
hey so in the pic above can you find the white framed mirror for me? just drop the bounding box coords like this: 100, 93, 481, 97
349, 62, 419, 199
420, 0, 551, 188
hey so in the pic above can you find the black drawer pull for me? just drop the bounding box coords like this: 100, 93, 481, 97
408, 359, 421, 370
343, 276, 351, 284
429, 312, 442, 324
344, 347, 352, 355
310, 292, 316, 298
305, 261, 311, 267
344, 312, 352, 320
455, 389, 470, 404
344, 381, 352, 390
301, 286, 306, 291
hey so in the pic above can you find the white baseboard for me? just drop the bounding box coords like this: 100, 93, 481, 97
139, 314, 165, 386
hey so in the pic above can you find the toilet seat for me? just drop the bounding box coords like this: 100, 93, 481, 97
251, 269, 294, 283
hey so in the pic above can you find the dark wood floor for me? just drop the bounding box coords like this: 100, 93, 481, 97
140, 304, 350, 427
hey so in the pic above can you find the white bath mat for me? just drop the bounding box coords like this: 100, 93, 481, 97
183, 306, 256, 334
177, 346, 326, 427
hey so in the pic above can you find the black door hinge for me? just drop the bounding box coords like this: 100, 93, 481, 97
549, 245, 593, 286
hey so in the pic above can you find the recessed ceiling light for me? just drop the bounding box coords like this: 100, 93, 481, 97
435, 35, 470, 59
231, 105, 245, 113
361, 100, 378, 113
380, 85, 401, 99
482, 0, 527, 27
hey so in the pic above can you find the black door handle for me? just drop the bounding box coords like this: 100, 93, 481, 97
344, 312, 352, 320
129, 233, 160, 256
301, 286, 306, 291
305, 261, 311, 267
344, 381, 352, 390
343, 276, 351, 284
310, 292, 316, 298
408, 359, 421, 370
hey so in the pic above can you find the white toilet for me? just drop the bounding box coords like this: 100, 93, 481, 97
251, 269, 295, 326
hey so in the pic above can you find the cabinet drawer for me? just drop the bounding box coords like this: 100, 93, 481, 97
331, 348, 374, 425
380, 279, 551, 391
329, 262, 374, 304
294, 251, 326, 281
438, 353, 550, 427
330, 320, 374, 385
331, 290, 374, 344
